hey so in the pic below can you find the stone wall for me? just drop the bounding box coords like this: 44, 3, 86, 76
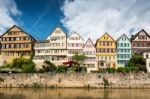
0, 73, 150, 88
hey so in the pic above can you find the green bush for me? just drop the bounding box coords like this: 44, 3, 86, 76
106, 68, 116, 73
130, 67, 139, 73
56, 65, 68, 73
99, 68, 107, 73
127, 55, 146, 72
117, 67, 139, 73
68, 64, 86, 73
1, 57, 36, 73
124, 67, 130, 73
117, 67, 125, 73
39, 60, 57, 73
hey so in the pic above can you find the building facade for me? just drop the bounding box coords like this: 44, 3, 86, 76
143, 53, 150, 72
67, 32, 84, 61
34, 26, 67, 67
131, 29, 150, 54
0, 25, 35, 63
117, 34, 132, 67
33, 40, 50, 68
96, 33, 117, 69
83, 38, 97, 73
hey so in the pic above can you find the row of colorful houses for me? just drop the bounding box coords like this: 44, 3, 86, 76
0, 25, 150, 72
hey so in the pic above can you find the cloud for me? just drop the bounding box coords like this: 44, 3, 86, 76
0, 0, 21, 34
61, 0, 150, 42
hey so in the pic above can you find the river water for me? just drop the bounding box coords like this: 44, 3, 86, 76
0, 88, 150, 99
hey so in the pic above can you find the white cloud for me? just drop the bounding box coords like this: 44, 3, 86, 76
61, 0, 150, 42
0, 0, 21, 34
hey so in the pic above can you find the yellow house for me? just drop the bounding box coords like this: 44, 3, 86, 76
95, 33, 117, 69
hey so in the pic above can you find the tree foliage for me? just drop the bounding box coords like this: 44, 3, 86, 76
127, 55, 146, 72
72, 52, 86, 64
2, 57, 35, 73
39, 60, 57, 73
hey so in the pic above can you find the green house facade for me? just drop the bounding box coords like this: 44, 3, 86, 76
117, 34, 132, 67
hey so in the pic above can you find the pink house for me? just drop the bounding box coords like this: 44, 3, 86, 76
83, 38, 98, 73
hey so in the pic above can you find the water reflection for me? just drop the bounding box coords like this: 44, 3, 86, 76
0, 88, 150, 99
0, 92, 26, 99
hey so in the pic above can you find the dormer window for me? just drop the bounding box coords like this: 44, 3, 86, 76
55, 30, 61, 33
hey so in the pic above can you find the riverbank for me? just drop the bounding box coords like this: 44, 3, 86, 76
0, 73, 150, 88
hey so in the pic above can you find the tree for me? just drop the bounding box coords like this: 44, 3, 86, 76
72, 52, 86, 64
72, 52, 86, 72
21, 59, 35, 73
3, 57, 36, 73
56, 65, 68, 73
127, 55, 146, 72
42, 60, 56, 72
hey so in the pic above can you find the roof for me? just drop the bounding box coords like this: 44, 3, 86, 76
116, 34, 130, 42
98, 32, 115, 41
83, 38, 95, 48
95, 32, 115, 46
47, 25, 67, 39
0, 25, 36, 41
131, 29, 150, 40
68, 32, 84, 40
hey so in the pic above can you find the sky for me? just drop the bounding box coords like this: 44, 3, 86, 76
0, 0, 150, 42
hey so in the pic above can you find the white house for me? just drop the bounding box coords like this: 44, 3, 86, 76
33, 26, 67, 68
67, 32, 84, 61
143, 53, 150, 72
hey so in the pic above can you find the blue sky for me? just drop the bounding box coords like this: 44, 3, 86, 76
0, 0, 66, 40
0, 0, 150, 42
15, 0, 66, 40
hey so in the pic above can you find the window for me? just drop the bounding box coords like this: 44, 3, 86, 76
87, 64, 95, 68
16, 44, 20, 48
2, 45, 5, 49
124, 43, 126, 47
26, 44, 29, 48
11, 37, 15, 41
16, 37, 20, 41
6, 44, 9, 48
121, 43, 123, 47
100, 62, 104, 67
146, 54, 149, 58
55, 30, 61, 33
11, 44, 14, 48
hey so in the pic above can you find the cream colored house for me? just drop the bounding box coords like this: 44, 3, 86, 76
33, 26, 67, 68
83, 38, 98, 73
33, 40, 50, 68
67, 32, 84, 61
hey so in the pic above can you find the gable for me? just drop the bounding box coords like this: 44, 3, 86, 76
9, 26, 22, 32
1, 25, 34, 38
98, 33, 115, 42
47, 26, 66, 40
132, 29, 150, 41
117, 34, 130, 44
84, 38, 95, 48
51, 27, 66, 36
69, 32, 83, 40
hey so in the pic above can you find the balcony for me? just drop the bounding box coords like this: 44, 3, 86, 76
1, 40, 31, 44
34, 46, 50, 50
35, 52, 67, 56
1, 48, 32, 51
